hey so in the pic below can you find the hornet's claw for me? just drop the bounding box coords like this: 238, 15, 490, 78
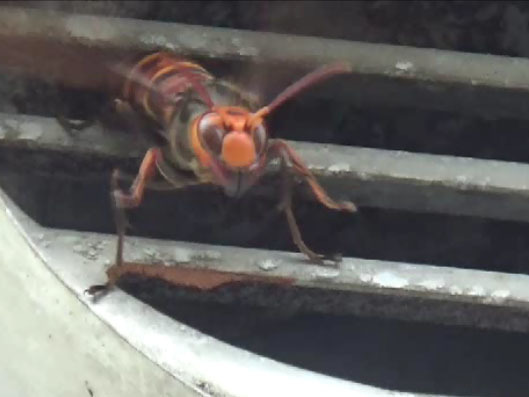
84, 283, 113, 303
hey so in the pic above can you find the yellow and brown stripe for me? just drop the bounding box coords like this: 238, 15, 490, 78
122, 52, 213, 126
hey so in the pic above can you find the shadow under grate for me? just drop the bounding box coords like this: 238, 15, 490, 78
118, 275, 529, 397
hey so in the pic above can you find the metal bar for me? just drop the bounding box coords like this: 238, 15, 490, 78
0, 186, 446, 397
2, 179, 529, 336
0, 7, 529, 120
3, 112, 529, 223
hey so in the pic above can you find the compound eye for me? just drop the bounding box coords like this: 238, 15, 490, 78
252, 123, 267, 155
198, 113, 225, 155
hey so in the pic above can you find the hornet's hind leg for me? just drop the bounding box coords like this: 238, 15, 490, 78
85, 147, 161, 297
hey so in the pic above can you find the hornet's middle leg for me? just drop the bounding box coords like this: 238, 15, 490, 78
270, 139, 357, 266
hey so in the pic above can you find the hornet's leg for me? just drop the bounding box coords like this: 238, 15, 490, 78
277, 155, 324, 263
85, 147, 161, 297
85, 148, 200, 298
269, 139, 357, 265
271, 139, 356, 212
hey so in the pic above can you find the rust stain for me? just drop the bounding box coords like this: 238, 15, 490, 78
106, 262, 295, 291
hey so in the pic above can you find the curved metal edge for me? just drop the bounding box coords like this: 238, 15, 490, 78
0, 187, 446, 397
0, 193, 205, 396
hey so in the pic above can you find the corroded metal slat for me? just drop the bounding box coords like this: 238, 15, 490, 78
0, 186, 448, 397
0, 7, 529, 119
2, 179, 529, 336
3, 112, 529, 223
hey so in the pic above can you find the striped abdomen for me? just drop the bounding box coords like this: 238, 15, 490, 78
119, 52, 261, 175
121, 52, 214, 128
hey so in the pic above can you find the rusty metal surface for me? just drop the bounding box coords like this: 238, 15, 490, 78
0, 185, 447, 397
104, 262, 296, 291
1, 6, 529, 120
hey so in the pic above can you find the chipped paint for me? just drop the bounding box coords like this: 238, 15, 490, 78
18, 121, 43, 140
3, 119, 18, 130
487, 289, 511, 302
372, 272, 408, 289
359, 273, 372, 283
416, 279, 445, 290
142, 247, 159, 261
129, 246, 179, 266
395, 61, 414, 71
72, 239, 107, 262
468, 286, 486, 297
230, 36, 258, 57
173, 247, 192, 263
328, 163, 351, 173
449, 286, 463, 295
1, 119, 42, 140
257, 258, 279, 271
455, 175, 468, 184
491, 290, 510, 299
312, 268, 340, 280
139, 33, 178, 51
354, 171, 369, 180
192, 250, 222, 261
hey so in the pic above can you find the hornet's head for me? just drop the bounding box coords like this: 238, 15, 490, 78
191, 62, 352, 197
191, 105, 268, 197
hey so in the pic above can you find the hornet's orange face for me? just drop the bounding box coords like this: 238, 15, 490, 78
190, 62, 353, 197
191, 106, 268, 197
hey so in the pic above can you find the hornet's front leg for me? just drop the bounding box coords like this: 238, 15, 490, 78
86, 147, 201, 299
269, 139, 357, 266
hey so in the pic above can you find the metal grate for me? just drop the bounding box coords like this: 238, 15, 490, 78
2, 4, 529, 397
